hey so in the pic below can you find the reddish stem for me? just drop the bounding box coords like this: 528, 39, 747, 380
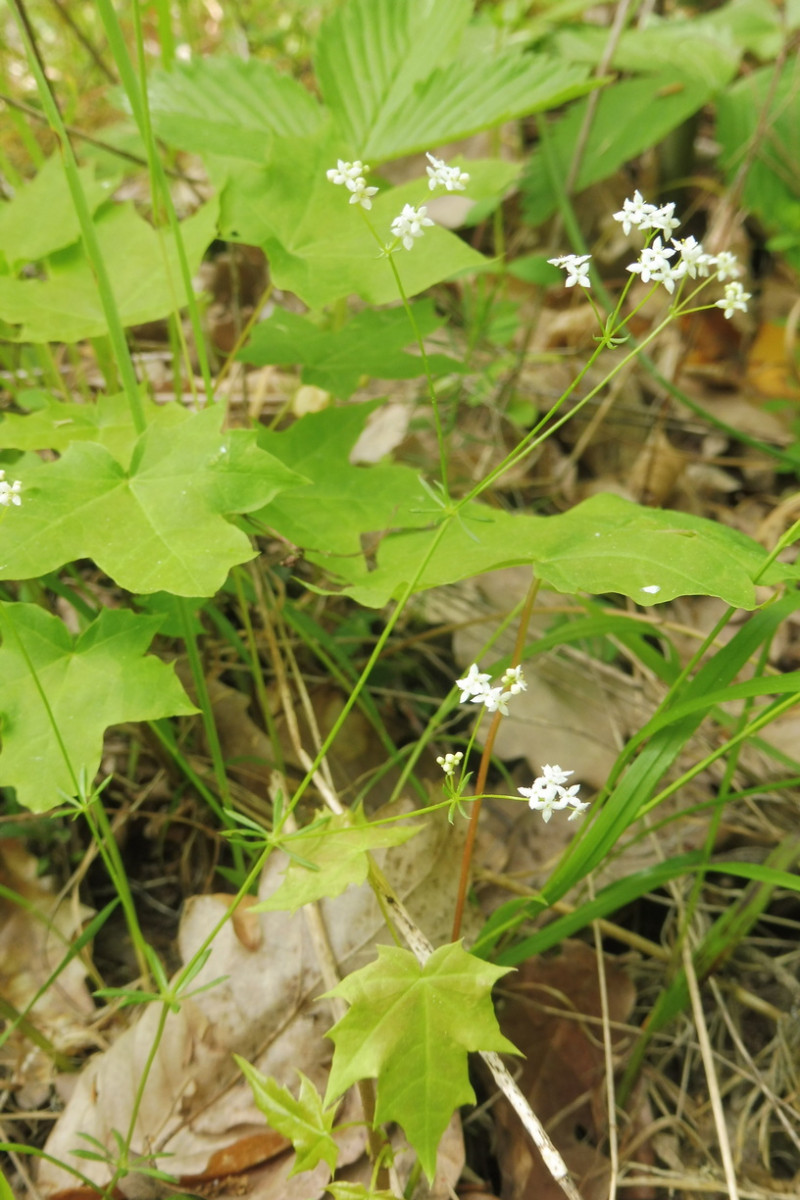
451, 576, 541, 942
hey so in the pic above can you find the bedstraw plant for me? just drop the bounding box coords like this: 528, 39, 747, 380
1, 1, 799, 1198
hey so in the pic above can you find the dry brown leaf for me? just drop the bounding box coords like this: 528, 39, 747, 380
39, 808, 472, 1198
0, 842, 98, 1108
493, 941, 645, 1200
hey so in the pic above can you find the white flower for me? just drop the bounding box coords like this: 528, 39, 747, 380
518, 779, 569, 822
436, 751, 463, 777
456, 663, 492, 703
0, 470, 22, 507
627, 237, 677, 287
326, 159, 368, 187
716, 280, 751, 319
390, 203, 434, 250
567, 798, 590, 820
474, 685, 511, 716
347, 177, 378, 209
548, 253, 591, 288
518, 765, 585, 822
712, 251, 741, 282
501, 665, 527, 695
612, 190, 656, 236
426, 152, 469, 192
540, 764, 573, 786
648, 202, 680, 236
671, 235, 711, 279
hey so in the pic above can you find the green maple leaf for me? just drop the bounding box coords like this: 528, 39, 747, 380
0, 405, 305, 595
0, 604, 197, 813
324, 943, 517, 1179
0, 390, 188, 467
255, 811, 420, 914
253, 402, 432, 562
235, 1061, 338, 1177
0, 200, 217, 343
237, 302, 466, 400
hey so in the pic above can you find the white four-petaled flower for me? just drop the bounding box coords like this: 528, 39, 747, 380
627, 237, 678, 289
518, 765, 586, 822
455, 661, 525, 716
716, 280, 751, 319
455, 663, 492, 703
612, 190, 655, 236
712, 251, 741, 282
548, 253, 592, 288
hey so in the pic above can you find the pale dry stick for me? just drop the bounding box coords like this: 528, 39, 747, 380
681, 939, 741, 1200
375, 886, 585, 1200
589, 883, 620, 1200
562, 0, 636, 199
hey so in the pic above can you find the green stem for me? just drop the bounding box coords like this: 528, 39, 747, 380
8, 0, 146, 435
177, 600, 244, 879
95, 0, 214, 402
385, 251, 450, 500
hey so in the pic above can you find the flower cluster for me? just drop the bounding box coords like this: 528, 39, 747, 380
327, 150, 469, 253
325, 159, 378, 210
390, 203, 434, 250
456, 662, 526, 717
436, 751, 463, 777
425, 152, 469, 192
0, 469, 22, 507
613, 191, 680, 237
549, 190, 752, 316
548, 254, 591, 288
518, 765, 588, 822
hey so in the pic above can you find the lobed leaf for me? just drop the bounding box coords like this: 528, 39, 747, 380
334, 493, 799, 610
0, 156, 118, 274
252, 401, 433, 557
0, 604, 197, 813
324, 942, 517, 1180
255, 811, 421, 914
0, 390, 187, 469
0, 405, 305, 595
237, 301, 465, 399
0, 200, 218, 342
235, 1062, 338, 1176
219, 130, 489, 309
